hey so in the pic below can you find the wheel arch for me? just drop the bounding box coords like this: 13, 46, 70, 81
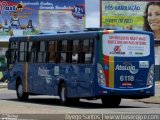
16, 76, 22, 88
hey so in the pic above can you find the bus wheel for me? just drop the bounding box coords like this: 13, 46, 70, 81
69, 98, 80, 105
59, 83, 69, 105
16, 81, 29, 101
101, 97, 121, 108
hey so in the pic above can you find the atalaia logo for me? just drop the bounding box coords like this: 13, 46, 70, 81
115, 64, 139, 74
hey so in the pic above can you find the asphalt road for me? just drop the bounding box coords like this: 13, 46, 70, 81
0, 88, 160, 116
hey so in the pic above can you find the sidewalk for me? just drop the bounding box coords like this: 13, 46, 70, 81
138, 83, 160, 104
138, 96, 160, 104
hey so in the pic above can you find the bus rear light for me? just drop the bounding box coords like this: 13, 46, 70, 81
147, 64, 154, 86
97, 63, 106, 86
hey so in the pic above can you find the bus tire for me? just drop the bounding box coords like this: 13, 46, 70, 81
16, 81, 29, 101
101, 97, 121, 108
59, 83, 69, 105
69, 98, 80, 105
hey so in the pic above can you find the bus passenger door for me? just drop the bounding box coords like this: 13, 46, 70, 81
76, 64, 92, 97
29, 64, 48, 94
27, 65, 33, 93
27, 64, 36, 93
69, 65, 78, 97
70, 38, 94, 97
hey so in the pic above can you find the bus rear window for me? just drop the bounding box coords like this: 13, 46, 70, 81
102, 33, 150, 57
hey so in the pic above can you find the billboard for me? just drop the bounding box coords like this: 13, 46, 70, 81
101, 0, 160, 41
0, 0, 85, 37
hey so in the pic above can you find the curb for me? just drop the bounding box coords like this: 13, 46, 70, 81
0, 82, 7, 89
137, 96, 160, 104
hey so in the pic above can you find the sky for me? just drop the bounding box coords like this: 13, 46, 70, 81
85, 0, 100, 28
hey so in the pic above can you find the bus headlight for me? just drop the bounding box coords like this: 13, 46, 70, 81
147, 64, 154, 86
97, 63, 106, 86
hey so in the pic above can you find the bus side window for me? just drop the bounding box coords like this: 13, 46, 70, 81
66, 40, 72, 63
78, 51, 85, 63
30, 41, 38, 63
48, 41, 54, 62
19, 42, 27, 62
10, 42, 17, 49
6, 42, 18, 69
28, 42, 32, 52
72, 40, 79, 63
60, 52, 66, 63
85, 53, 92, 63
37, 41, 47, 63
10, 42, 18, 63
84, 39, 94, 63
48, 41, 57, 63
28, 42, 32, 62
90, 39, 94, 63
59, 40, 67, 63
8, 50, 16, 64
72, 52, 78, 63
78, 40, 85, 63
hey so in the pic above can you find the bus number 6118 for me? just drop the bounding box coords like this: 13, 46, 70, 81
120, 75, 134, 82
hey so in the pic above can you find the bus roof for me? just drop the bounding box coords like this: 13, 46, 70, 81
9, 30, 154, 42
9, 31, 98, 42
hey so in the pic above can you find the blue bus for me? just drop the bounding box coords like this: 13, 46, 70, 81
6, 30, 155, 107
